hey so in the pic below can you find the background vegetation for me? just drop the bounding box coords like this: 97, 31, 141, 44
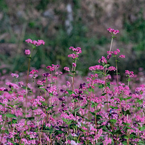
0, 0, 145, 77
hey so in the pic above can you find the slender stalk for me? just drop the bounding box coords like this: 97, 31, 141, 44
115, 57, 119, 86
25, 58, 31, 119
109, 37, 114, 51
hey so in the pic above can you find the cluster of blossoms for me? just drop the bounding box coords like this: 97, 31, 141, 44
98, 56, 107, 64
107, 28, 119, 35
11, 73, 19, 78
107, 49, 125, 60
30, 70, 38, 74
125, 70, 136, 78
114, 48, 120, 55
25, 49, 31, 55
29, 70, 38, 78
1, 29, 145, 145
69, 46, 82, 54
46, 64, 59, 72
25, 39, 45, 46
108, 66, 116, 71
64, 67, 70, 72
119, 54, 125, 58
89, 65, 104, 71
68, 46, 82, 59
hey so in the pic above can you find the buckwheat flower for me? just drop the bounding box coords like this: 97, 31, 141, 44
25, 39, 32, 43
32, 40, 37, 45
119, 55, 125, 58
113, 30, 119, 35
69, 46, 74, 50
107, 28, 119, 35
103, 137, 112, 145
66, 81, 71, 87
37, 40, 45, 46
11, 73, 19, 78
116, 49, 120, 53
107, 54, 112, 60
72, 63, 76, 67
71, 140, 78, 145
25, 49, 31, 55
98, 56, 107, 63
64, 67, 70, 72
107, 51, 113, 55
108, 66, 116, 71
114, 51, 118, 55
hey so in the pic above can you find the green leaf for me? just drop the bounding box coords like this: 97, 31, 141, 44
39, 87, 46, 92
110, 106, 118, 109
67, 90, 73, 95
5, 113, 17, 118
88, 87, 94, 92
127, 78, 131, 82
98, 84, 104, 89
91, 102, 98, 108
124, 136, 128, 139
140, 126, 145, 131
25, 117, 34, 120
46, 106, 53, 111
55, 130, 64, 135
84, 91, 89, 94
110, 119, 117, 124
107, 82, 110, 88
71, 71, 76, 73
68, 74, 73, 77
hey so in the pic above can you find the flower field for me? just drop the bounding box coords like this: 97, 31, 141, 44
0, 28, 145, 145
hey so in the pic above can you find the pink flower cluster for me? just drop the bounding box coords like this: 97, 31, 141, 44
125, 70, 136, 78
68, 47, 82, 59
30, 70, 38, 74
98, 56, 107, 64
89, 65, 104, 71
25, 49, 31, 55
107, 28, 119, 35
114, 49, 120, 55
11, 73, 19, 78
69, 46, 82, 54
72, 63, 76, 67
25, 39, 45, 46
46, 65, 56, 71
68, 53, 79, 59
64, 67, 70, 72
119, 55, 125, 58
108, 66, 116, 71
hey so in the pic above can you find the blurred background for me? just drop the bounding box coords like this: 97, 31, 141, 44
0, 0, 145, 78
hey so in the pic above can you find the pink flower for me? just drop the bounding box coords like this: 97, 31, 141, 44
32, 40, 37, 45
98, 56, 107, 64
72, 63, 76, 67
37, 40, 45, 46
11, 73, 19, 78
116, 49, 120, 53
119, 55, 125, 58
114, 51, 118, 55
25, 49, 31, 55
107, 28, 119, 35
64, 67, 70, 72
108, 66, 116, 71
25, 39, 32, 43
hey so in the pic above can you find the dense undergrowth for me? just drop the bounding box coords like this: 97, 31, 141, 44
0, 28, 145, 145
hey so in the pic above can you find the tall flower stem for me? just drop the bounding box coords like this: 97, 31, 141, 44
115, 56, 119, 86
109, 37, 114, 51
25, 57, 31, 118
